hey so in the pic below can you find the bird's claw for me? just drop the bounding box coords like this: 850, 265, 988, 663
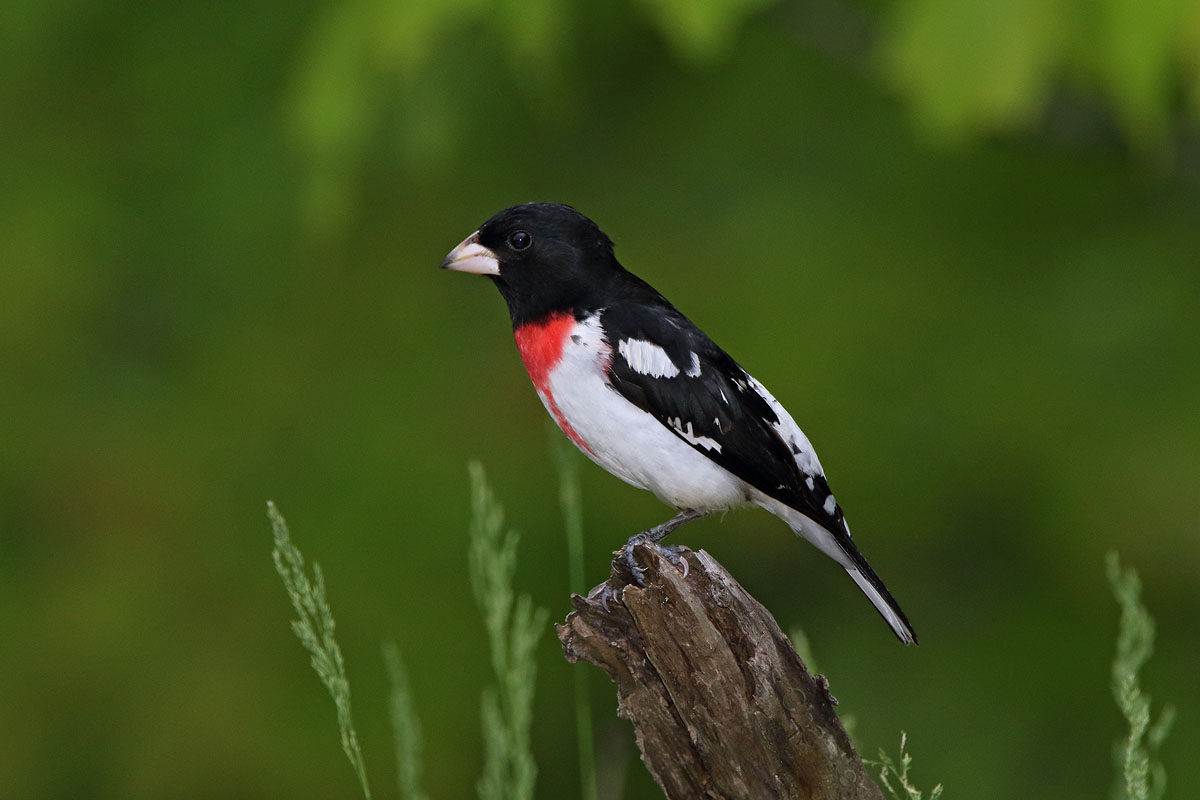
598, 583, 618, 613
617, 537, 651, 586
667, 546, 690, 579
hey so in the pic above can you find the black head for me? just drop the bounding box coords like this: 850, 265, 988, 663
441, 203, 624, 326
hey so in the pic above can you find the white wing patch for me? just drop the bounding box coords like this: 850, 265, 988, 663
618, 338, 680, 378
669, 416, 722, 452
686, 352, 702, 377
822, 494, 837, 515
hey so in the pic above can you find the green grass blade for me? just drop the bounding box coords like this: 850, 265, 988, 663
551, 433, 598, 800
467, 462, 548, 800
268, 501, 371, 800
383, 640, 429, 800
1107, 551, 1174, 800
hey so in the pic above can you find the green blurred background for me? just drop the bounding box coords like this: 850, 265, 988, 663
3, 0, 1198, 797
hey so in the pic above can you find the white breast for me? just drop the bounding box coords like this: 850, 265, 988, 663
539, 314, 748, 512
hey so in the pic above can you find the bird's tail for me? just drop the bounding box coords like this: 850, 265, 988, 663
841, 555, 918, 645
756, 495, 918, 644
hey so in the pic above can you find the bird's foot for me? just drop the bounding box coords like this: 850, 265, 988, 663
616, 536, 688, 586
599, 542, 690, 611
599, 509, 707, 611
630, 542, 689, 577
616, 511, 705, 583
617, 532, 654, 587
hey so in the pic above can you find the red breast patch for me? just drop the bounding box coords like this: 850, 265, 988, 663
513, 313, 594, 454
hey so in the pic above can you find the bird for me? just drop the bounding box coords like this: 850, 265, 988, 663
440, 202, 917, 644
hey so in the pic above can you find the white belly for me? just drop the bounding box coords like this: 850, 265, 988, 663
539, 315, 748, 511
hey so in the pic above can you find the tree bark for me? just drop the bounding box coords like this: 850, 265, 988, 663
556, 544, 884, 800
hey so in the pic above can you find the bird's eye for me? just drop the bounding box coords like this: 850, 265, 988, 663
509, 230, 532, 251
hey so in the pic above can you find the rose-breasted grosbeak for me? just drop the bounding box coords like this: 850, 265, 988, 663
441, 202, 917, 644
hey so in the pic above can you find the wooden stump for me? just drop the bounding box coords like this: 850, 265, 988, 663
557, 544, 884, 800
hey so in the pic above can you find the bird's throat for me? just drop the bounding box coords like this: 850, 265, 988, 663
514, 313, 574, 389
513, 313, 594, 455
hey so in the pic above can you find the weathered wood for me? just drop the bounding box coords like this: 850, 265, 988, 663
557, 544, 884, 800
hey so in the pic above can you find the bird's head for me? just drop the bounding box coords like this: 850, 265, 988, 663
440, 203, 620, 325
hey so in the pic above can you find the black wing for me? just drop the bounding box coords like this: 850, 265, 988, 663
601, 294, 918, 644
600, 299, 846, 533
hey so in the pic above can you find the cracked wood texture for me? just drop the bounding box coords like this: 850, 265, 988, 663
557, 544, 884, 800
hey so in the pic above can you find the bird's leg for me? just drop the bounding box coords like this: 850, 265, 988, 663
620, 509, 707, 583
638, 508, 707, 545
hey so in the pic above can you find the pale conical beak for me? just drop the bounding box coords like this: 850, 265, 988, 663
440, 231, 499, 276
